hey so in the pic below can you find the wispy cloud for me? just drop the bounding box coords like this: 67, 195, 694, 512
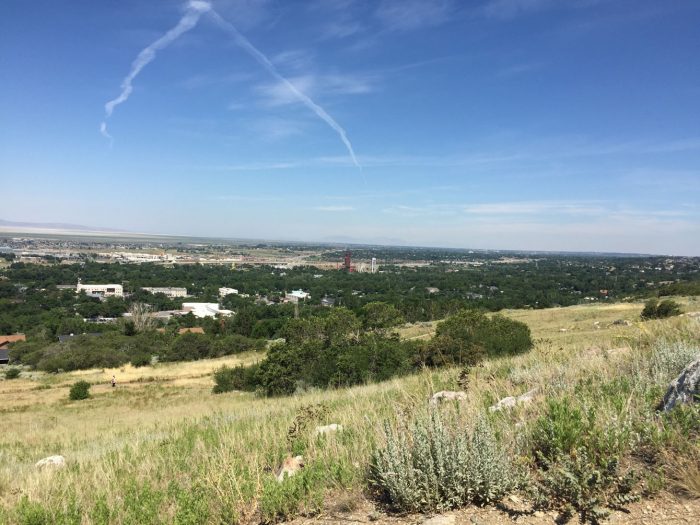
462, 200, 604, 215
272, 49, 315, 72
375, 0, 454, 31
189, 134, 700, 174
481, 0, 603, 20
498, 62, 544, 77
314, 205, 356, 212
178, 71, 253, 90
101, 1, 212, 140
256, 73, 375, 107
321, 20, 365, 40
212, 194, 283, 202
251, 116, 306, 141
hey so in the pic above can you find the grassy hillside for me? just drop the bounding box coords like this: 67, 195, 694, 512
0, 299, 698, 524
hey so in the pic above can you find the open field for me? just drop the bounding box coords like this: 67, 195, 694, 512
1, 299, 699, 524
399, 297, 699, 344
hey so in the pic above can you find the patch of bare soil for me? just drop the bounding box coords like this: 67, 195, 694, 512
285, 493, 700, 525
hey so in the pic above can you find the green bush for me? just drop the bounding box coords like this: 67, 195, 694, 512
370, 411, 519, 512
69, 380, 91, 401
4, 367, 21, 379
433, 309, 532, 362
212, 365, 259, 394
130, 352, 152, 368
641, 298, 682, 320
529, 398, 640, 523
531, 450, 639, 524
531, 398, 593, 464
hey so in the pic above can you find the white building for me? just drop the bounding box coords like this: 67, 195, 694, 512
219, 287, 239, 298
181, 303, 233, 318
77, 283, 123, 297
142, 287, 188, 298
285, 289, 310, 303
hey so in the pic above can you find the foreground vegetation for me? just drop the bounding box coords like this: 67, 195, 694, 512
0, 300, 698, 524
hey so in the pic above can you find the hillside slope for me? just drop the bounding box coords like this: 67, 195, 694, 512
1, 299, 698, 524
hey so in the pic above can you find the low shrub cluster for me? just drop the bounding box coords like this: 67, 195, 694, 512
370, 411, 519, 512
640, 298, 682, 320
212, 364, 260, 394
10, 331, 264, 373
3, 367, 21, 380
528, 398, 640, 523
69, 380, 91, 400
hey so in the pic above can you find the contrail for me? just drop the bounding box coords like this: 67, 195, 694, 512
100, 1, 360, 169
100, 1, 211, 139
208, 10, 361, 168
99, 122, 113, 144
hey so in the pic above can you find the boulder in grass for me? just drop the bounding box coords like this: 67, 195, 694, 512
660, 357, 700, 412
429, 391, 468, 405
275, 455, 304, 482
489, 388, 538, 412
36, 455, 66, 469
314, 423, 343, 436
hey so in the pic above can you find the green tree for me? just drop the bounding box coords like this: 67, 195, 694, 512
361, 302, 405, 333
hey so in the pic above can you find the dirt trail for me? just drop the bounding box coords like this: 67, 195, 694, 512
286, 494, 700, 524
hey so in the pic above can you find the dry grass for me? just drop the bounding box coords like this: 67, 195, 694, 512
0, 299, 698, 523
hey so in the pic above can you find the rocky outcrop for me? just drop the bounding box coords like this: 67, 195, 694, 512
314, 423, 343, 436
35, 455, 66, 469
489, 388, 538, 412
275, 455, 304, 482
429, 391, 468, 405
660, 357, 700, 412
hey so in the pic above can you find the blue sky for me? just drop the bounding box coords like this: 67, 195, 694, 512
1, 0, 699, 255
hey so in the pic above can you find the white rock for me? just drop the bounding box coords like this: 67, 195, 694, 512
35, 455, 66, 469
314, 423, 343, 436
489, 388, 538, 412
275, 455, 304, 482
429, 391, 468, 405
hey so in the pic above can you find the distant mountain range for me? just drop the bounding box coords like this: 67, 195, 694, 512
0, 219, 123, 233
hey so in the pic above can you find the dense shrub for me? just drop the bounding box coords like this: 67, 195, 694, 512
531, 451, 639, 524
10, 329, 264, 372
370, 411, 519, 512
531, 398, 594, 464
69, 380, 91, 400
434, 309, 532, 361
212, 364, 260, 394
163, 333, 212, 361
4, 367, 21, 379
641, 298, 682, 320
130, 352, 152, 368
529, 398, 640, 523
212, 334, 266, 356
246, 308, 532, 397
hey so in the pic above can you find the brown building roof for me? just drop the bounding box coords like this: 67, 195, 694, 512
0, 333, 26, 350
178, 327, 205, 335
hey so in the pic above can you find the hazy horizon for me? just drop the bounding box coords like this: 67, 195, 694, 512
2, 0, 699, 255
0, 218, 688, 257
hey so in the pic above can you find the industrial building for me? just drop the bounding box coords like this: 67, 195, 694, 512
181, 303, 233, 318
142, 287, 188, 298
219, 287, 239, 297
76, 282, 123, 297
285, 289, 310, 303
